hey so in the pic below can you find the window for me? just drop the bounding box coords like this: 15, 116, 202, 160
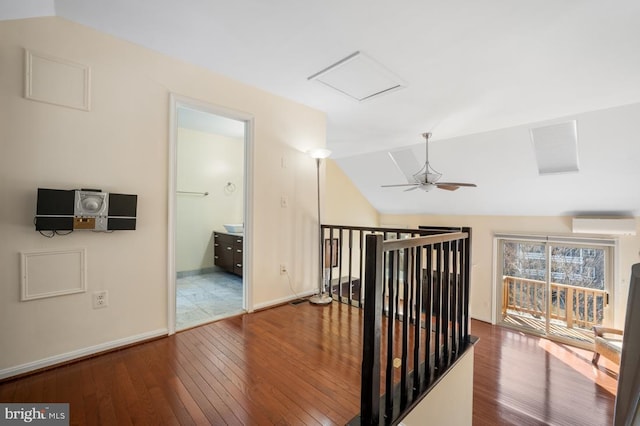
496, 234, 615, 345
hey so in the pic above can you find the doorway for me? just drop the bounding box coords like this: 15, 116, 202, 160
496, 236, 614, 347
168, 95, 253, 333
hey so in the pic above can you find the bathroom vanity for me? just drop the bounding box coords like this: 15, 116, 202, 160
213, 231, 243, 276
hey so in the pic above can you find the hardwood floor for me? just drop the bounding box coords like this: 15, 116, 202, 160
472, 319, 617, 426
0, 303, 617, 425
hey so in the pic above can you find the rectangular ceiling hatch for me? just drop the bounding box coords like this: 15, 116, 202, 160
530, 120, 579, 175
308, 51, 405, 102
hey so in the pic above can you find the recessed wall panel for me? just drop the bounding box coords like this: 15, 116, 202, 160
20, 248, 87, 301
24, 49, 91, 111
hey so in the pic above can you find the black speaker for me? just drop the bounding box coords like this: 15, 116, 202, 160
108, 193, 137, 230
108, 193, 137, 217
35, 189, 75, 231
36, 188, 75, 216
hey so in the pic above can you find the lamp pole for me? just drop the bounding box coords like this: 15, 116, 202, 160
308, 149, 332, 305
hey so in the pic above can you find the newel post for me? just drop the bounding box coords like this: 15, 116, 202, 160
361, 234, 383, 425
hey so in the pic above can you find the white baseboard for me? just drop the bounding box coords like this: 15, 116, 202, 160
252, 289, 316, 311
0, 328, 168, 380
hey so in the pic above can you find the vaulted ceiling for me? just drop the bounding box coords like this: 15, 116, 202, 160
3, 0, 640, 215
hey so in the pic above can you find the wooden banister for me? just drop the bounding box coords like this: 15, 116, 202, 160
352, 227, 474, 425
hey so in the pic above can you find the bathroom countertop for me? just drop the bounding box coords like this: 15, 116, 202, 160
214, 230, 244, 237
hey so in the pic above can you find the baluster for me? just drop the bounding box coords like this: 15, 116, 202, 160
328, 227, 335, 297
413, 245, 423, 395
434, 243, 442, 373
395, 232, 401, 318
338, 229, 344, 302
361, 234, 383, 425
424, 244, 433, 384
358, 231, 364, 307
457, 241, 464, 347
451, 239, 458, 355
347, 229, 353, 305
462, 227, 472, 342
442, 241, 450, 363
566, 286, 574, 328
385, 250, 396, 420
401, 248, 410, 407
383, 232, 389, 314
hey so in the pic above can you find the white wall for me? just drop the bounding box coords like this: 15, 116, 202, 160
380, 214, 640, 328
400, 347, 474, 426
176, 128, 243, 273
0, 17, 326, 376
325, 159, 379, 227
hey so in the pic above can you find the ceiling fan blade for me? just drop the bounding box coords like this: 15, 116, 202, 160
388, 149, 421, 183
436, 182, 477, 188
436, 184, 460, 191
404, 186, 420, 192
381, 183, 420, 188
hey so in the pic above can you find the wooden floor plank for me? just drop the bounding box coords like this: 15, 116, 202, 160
471, 319, 616, 426
185, 327, 293, 424
129, 344, 193, 425
0, 302, 615, 425
168, 341, 229, 425
172, 333, 252, 425
207, 313, 358, 421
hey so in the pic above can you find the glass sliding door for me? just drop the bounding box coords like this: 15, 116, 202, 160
547, 244, 610, 341
500, 240, 549, 335
498, 236, 613, 345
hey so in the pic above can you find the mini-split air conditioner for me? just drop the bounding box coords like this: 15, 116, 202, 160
35, 188, 137, 231
571, 217, 636, 236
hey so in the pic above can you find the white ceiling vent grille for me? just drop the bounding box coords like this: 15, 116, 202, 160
530, 121, 579, 175
308, 51, 405, 102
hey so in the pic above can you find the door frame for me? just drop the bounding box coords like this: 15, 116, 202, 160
492, 233, 618, 341
167, 93, 254, 335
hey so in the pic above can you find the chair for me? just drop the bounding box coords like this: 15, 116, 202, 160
592, 325, 623, 365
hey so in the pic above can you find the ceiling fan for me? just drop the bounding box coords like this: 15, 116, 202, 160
382, 132, 477, 192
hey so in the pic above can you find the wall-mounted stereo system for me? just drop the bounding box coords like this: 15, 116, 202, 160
35, 188, 137, 232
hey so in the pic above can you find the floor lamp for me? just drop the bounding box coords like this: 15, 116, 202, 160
308, 148, 332, 305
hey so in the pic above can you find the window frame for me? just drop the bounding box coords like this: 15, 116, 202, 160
492, 233, 618, 327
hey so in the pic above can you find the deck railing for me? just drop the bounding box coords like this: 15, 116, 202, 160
339, 227, 473, 425
502, 276, 608, 329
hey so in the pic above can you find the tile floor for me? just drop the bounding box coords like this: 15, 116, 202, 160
176, 271, 244, 330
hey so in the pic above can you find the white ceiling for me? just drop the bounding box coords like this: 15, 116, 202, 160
3, 0, 640, 216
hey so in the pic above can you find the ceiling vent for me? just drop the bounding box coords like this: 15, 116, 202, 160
308, 51, 405, 102
530, 121, 579, 175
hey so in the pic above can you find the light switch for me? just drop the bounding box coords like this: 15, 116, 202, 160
281, 196, 288, 208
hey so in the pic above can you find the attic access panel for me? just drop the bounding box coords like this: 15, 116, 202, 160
308, 51, 405, 101
530, 121, 579, 175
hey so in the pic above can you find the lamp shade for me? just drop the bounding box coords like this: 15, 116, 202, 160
308, 148, 331, 159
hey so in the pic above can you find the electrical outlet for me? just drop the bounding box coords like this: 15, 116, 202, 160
280, 264, 287, 275
93, 290, 108, 309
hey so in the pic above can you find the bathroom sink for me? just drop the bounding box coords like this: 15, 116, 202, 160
223, 223, 243, 233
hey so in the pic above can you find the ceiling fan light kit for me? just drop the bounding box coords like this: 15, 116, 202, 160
382, 132, 477, 192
